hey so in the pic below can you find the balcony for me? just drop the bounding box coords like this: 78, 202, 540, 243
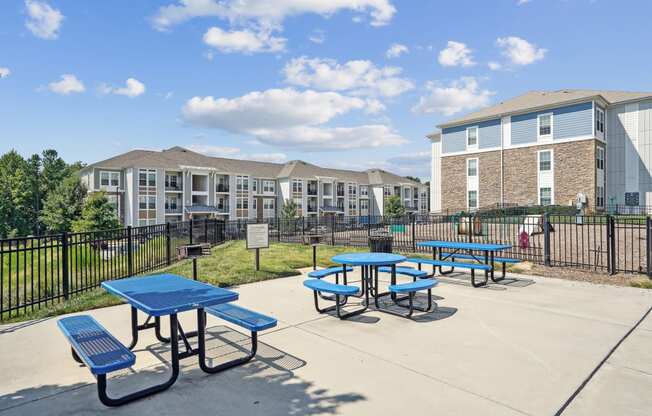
307, 203, 318, 213
216, 183, 230, 193
307, 184, 318, 196
165, 204, 182, 214
336, 187, 345, 197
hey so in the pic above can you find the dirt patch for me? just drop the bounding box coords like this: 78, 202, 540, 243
508, 261, 650, 287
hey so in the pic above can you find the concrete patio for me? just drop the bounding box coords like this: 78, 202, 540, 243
0, 267, 650, 416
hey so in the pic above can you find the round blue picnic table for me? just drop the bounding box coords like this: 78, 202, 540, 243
331, 252, 406, 266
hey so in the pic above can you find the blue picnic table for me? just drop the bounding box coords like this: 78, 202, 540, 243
415, 240, 513, 287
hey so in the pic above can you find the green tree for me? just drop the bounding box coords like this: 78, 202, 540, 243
405, 176, 421, 183
0, 150, 35, 237
384, 195, 406, 219
41, 176, 87, 233
281, 199, 298, 219
71, 192, 120, 232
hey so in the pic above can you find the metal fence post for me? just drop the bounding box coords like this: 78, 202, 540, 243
61, 232, 69, 300
166, 222, 171, 266
468, 213, 473, 243
204, 218, 208, 244
606, 215, 615, 275
127, 226, 133, 277
411, 215, 416, 252
331, 215, 335, 245
189, 219, 193, 245
647, 217, 651, 277
543, 213, 551, 267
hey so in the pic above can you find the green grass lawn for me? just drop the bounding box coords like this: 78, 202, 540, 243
1, 241, 368, 324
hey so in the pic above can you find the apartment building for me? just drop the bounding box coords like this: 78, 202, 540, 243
79, 147, 427, 226
428, 89, 652, 212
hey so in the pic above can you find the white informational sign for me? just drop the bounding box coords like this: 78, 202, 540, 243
246, 223, 269, 249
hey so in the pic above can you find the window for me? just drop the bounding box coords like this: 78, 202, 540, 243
252, 179, 258, 193
148, 196, 156, 210
100, 171, 120, 187
596, 147, 605, 170
292, 179, 303, 193
538, 113, 552, 140
263, 198, 275, 218
165, 174, 178, 189
360, 186, 368, 196
359, 199, 369, 212
106, 194, 119, 212
467, 190, 478, 209
139, 169, 156, 187
539, 151, 552, 171
467, 159, 478, 177
466, 127, 478, 149
348, 183, 357, 197
138, 196, 147, 210
596, 186, 605, 208
263, 180, 275, 193
539, 187, 552, 206
384, 186, 391, 196
596, 108, 605, 134
236, 175, 249, 191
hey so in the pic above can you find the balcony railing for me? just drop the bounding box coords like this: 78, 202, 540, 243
336, 188, 345, 197
165, 205, 182, 214
307, 186, 318, 196
216, 184, 229, 193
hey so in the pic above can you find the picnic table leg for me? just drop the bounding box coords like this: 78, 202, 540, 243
97, 313, 180, 407
490, 251, 505, 283
128, 306, 139, 350
197, 308, 258, 373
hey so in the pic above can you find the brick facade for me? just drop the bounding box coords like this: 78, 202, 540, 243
440, 139, 600, 211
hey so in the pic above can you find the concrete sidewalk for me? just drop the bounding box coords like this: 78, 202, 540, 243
0, 268, 650, 415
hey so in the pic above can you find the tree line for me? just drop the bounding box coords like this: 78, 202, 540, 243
0, 149, 120, 238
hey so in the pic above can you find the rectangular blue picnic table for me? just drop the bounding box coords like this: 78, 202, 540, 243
416, 240, 512, 287
97, 274, 239, 405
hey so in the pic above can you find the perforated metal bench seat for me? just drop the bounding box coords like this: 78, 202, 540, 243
204, 303, 277, 332
303, 279, 360, 296
406, 258, 491, 271
389, 278, 438, 294
378, 266, 428, 278
58, 315, 135, 375
307, 266, 353, 279
441, 253, 521, 264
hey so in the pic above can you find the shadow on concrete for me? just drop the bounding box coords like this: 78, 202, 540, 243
0, 317, 53, 335
0, 325, 366, 415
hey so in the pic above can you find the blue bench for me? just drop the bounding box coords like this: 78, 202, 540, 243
303, 279, 365, 319
441, 253, 521, 278
59, 315, 153, 406
307, 266, 353, 280
203, 303, 277, 372
378, 266, 428, 280
406, 257, 492, 287
386, 279, 438, 318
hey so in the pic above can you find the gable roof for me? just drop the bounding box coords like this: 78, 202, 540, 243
83, 147, 422, 186
439, 89, 652, 128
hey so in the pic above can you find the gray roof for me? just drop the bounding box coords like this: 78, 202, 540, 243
84, 146, 422, 186
439, 89, 652, 128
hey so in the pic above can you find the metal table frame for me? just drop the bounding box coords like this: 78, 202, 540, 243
92, 274, 242, 406
416, 241, 512, 287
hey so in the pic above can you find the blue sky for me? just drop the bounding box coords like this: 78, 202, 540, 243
1, 0, 651, 180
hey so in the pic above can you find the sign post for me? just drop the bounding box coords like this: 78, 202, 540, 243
246, 223, 269, 271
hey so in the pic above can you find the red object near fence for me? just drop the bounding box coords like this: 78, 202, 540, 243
519, 230, 529, 249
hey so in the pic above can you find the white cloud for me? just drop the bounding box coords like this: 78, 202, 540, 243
283, 56, 414, 98
412, 77, 493, 116
517, 0, 532, 5
203, 26, 286, 54
496, 36, 546, 65
186, 144, 288, 163
438, 41, 475, 67
0, 67, 10, 78
182, 88, 367, 132
182, 88, 405, 151
488, 61, 502, 71
99, 78, 146, 97
308, 29, 325, 44
25, 0, 64, 40
256, 125, 407, 151
48, 74, 85, 95
151, 0, 396, 31
386, 43, 408, 59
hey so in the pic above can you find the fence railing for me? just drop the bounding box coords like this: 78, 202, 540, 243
2, 212, 650, 320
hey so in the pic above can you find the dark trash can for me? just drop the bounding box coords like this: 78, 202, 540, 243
369, 231, 393, 253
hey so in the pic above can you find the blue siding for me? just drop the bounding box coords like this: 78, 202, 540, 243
441, 118, 501, 154
511, 102, 593, 144
553, 102, 593, 139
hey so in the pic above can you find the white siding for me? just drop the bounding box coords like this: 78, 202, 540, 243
430, 139, 441, 212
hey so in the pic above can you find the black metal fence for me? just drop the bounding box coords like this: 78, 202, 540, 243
2, 212, 650, 320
